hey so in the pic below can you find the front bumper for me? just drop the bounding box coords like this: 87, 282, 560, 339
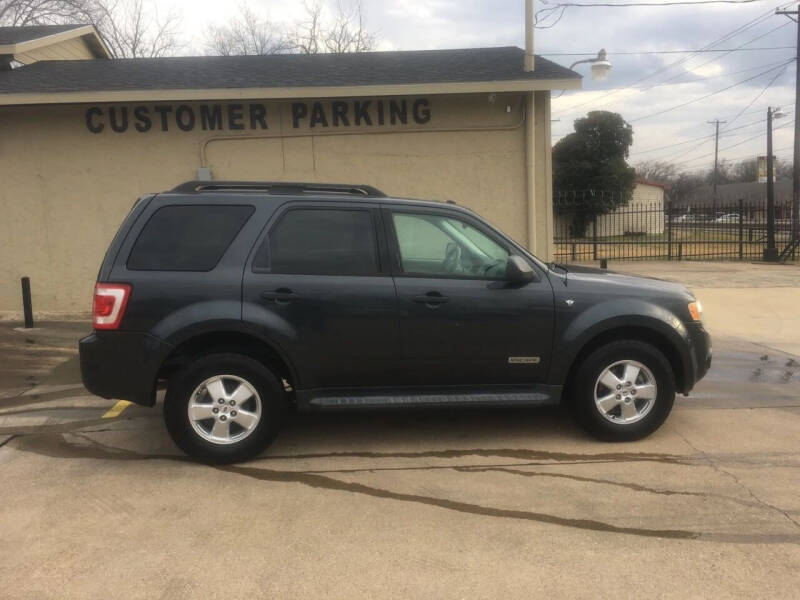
79, 331, 173, 406
683, 322, 712, 393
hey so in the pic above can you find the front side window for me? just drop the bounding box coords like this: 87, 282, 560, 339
392, 212, 509, 278
255, 208, 378, 275
127, 204, 254, 271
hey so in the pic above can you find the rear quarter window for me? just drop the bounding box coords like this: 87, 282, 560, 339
127, 204, 254, 271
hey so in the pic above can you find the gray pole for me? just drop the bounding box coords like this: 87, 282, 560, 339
764, 108, 779, 261
708, 119, 725, 217
713, 120, 719, 209
794, 3, 799, 239
776, 3, 800, 239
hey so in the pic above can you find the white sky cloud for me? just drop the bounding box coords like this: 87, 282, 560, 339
156, 0, 798, 174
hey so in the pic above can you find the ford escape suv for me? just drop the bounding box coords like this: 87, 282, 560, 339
80, 181, 711, 463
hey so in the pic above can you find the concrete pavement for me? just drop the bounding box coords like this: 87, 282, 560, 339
0, 261, 798, 599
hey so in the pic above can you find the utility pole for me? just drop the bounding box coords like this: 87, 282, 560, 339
708, 119, 726, 217
764, 107, 779, 262
777, 4, 800, 242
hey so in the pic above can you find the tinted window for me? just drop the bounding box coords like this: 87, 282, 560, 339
256, 209, 378, 275
127, 205, 254, 271
392, 212, 509, 279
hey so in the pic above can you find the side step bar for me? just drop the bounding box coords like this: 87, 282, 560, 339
298, 385, 562, 410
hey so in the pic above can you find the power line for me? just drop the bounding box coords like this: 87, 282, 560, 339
639, 118, 772, 163
541, 0, 767, 6
720, 60, 790, 131
600, 55, 792, 119
676, 145, 794, 170
552, 5, 781, 116
631, 116, 770, 155
628, 59, 793, 123
555, 113, 778, 152
535, 0, 773, 28
541, 46, 794, 55
633, 21, 791, 95
642, 108, 793, 164
718, 105, 778, 120
557, 20, 792, 119
674, 118, 795, 166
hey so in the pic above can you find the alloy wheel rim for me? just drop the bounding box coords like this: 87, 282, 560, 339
188, 375, 262, 444
593, 360, 657, 425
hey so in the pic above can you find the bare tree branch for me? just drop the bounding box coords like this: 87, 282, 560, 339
89, 0, 182, 58
203, 3, 292, 56
291, 0, 322, 55
291, 0, 375, 54
0, 0, 183, 58
2, 0, 375, 58
322, 0, 375, 53
1, 0, 94, 27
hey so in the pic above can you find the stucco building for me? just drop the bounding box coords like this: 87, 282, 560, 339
0, 24, 580, 316
554, 180, 669, 240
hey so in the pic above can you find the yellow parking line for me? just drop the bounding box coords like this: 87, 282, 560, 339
102, 400, 132, 419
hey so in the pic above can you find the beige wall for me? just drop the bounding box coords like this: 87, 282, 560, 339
14, 37, 95, 63
0, 92, 553, 316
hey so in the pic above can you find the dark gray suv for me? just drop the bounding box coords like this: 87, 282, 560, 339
80, 181, 711, 462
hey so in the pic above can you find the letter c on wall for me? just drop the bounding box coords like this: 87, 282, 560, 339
86, 107, 104, 133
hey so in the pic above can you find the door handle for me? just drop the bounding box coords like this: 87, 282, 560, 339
413, 292, 449, 306
260, 288, 298, 304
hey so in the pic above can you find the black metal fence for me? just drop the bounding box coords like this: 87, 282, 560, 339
553, 190, 797, 262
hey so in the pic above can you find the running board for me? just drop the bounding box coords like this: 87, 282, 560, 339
299, 386, 561, 410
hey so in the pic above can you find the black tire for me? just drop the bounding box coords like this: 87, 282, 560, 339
570, 340, 675, 441
163, 353, 285, 463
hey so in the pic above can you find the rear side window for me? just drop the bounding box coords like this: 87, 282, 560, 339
254, 208, 378, 275
127, 205, 254, 271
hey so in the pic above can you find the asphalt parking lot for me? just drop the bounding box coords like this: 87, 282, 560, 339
1, 262, 798, 599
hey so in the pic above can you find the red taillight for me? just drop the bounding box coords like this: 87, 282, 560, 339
93, 283, 131, 330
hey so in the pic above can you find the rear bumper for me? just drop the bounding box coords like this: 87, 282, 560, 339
79, 331, 172, 406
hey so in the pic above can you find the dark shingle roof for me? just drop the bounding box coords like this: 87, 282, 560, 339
0, 24, 85, 46
0, 46, 579, 96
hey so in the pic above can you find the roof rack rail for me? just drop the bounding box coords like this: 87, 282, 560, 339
170, 181, 387, 197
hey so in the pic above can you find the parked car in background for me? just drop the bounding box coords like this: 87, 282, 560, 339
714, 213, 740, 223
674, 214, 698, 223
79, 181, 712, 463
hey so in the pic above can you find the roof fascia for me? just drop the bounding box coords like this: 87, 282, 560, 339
0, 78, 581, 106
0, 25, 110, 58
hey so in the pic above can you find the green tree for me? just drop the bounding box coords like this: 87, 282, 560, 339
553, 111, 636, 236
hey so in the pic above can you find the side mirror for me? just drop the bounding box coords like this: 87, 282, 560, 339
506, 255, 535, 283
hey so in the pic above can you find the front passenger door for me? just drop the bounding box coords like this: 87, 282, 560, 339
386, 207, 554, 387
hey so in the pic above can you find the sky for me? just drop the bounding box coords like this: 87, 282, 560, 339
157, 0, 798, 174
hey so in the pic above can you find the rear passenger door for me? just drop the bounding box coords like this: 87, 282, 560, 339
242, 203, 398, 390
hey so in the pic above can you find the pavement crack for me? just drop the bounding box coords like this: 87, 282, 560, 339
11, 433, 800, 544
264, 448, 700, 465
673, 427, 800, 533
218, 463, 702, 541
453, 466, 772, 511
0, 416, 133, 436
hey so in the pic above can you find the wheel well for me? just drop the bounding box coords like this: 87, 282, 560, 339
157, 331, 296, 391
562, 326, 685, 401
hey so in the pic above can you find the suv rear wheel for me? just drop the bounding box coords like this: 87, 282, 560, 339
163, 353, 285, 463
571, 340, 675, 441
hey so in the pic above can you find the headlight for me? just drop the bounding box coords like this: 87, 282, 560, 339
688, 300, 702, 321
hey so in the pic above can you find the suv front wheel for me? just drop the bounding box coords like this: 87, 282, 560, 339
164, 353, 285, 463
571, 340, 675, 441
